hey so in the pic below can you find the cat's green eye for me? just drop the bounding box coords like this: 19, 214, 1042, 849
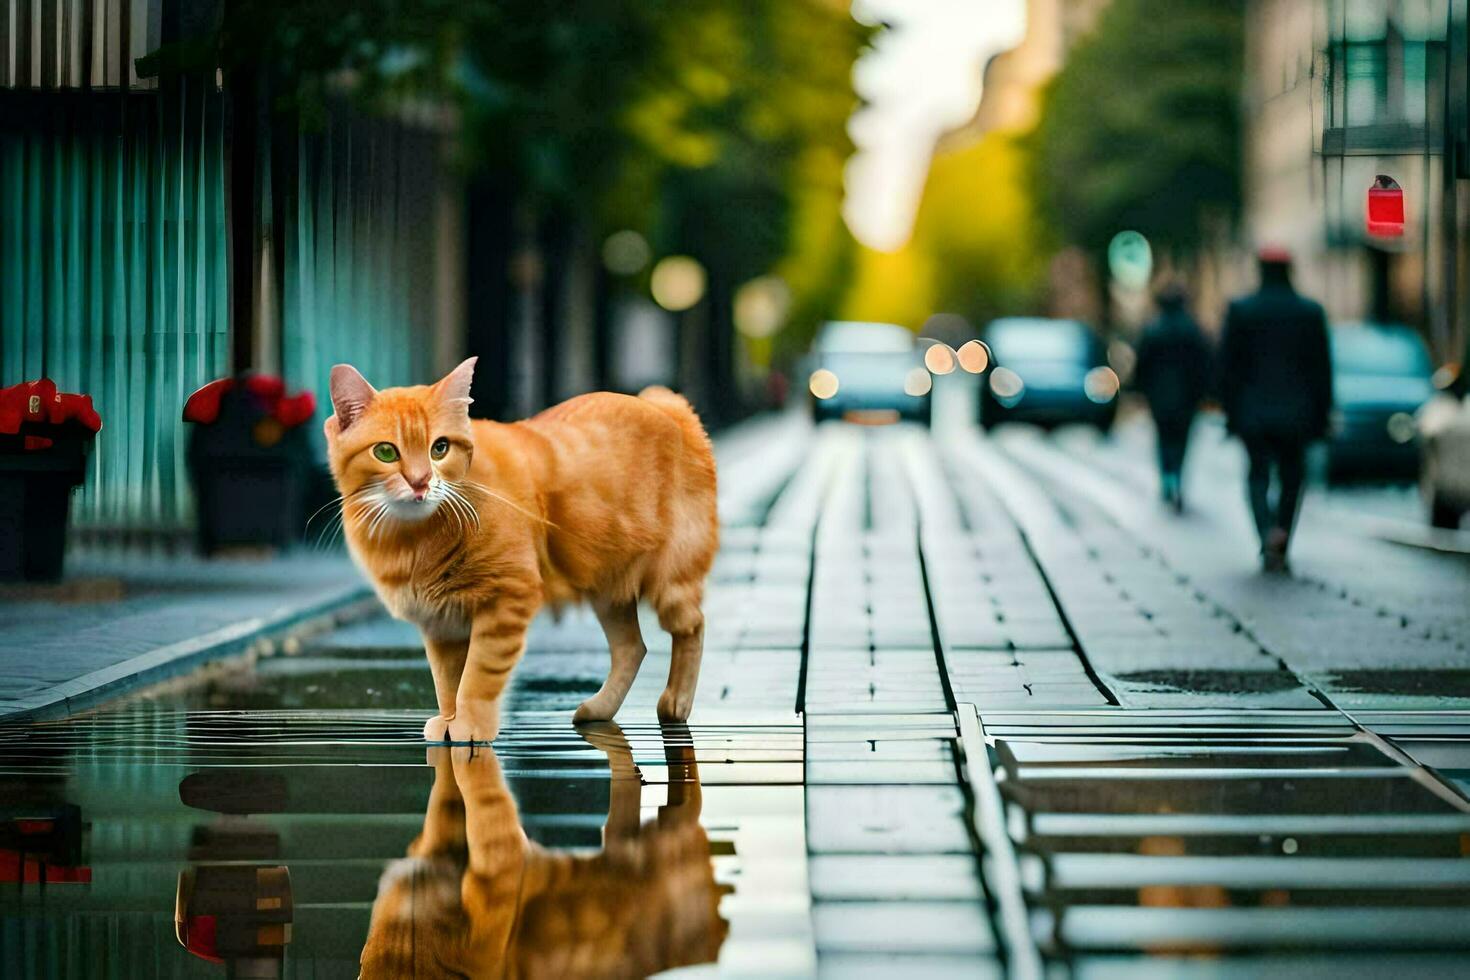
430, 437, 450, 460
372, 442, 399, 463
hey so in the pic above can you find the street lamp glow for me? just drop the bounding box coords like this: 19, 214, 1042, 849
602, 230, 651, 276
734, 276, 791, 339
924, 343, 957, 375
650, 256, 707, 312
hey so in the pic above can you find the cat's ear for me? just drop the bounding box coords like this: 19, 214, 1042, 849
435, 357, 476, 409
329, 364, 377, 430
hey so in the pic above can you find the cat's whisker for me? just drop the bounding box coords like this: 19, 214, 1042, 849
445, 488, 471, 532
304, 484, 371, 537
357, 491, 392, 541
435, 483, 464, 530
303, 495, 344, 536
312, 511, 341, 551
431, 484, 461, 533
457, 479, 549, 530
444, 483, 480, 531
446, 499, 470, 537
368, 500, 395, 541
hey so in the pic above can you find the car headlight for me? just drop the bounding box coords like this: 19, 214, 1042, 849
809, 369, 839, 400
989, 367, 1024, 406
1387, 412, 1416, 444
904, 367, 933, 397
1083, 366, 1120, 404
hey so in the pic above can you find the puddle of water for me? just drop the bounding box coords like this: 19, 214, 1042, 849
1315, 669, 1470, 709
0, 638, 810, 978
1112, 670, 1306, 696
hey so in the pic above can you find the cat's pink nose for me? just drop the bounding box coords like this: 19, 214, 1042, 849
406, 473, 431, 500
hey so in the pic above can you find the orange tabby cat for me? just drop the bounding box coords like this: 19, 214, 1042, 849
325, 358, 718, 742
358, 725, 727, 978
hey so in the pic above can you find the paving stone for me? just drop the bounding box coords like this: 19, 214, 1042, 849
808, 854, 984, 901
806, 760, 958, 784
805, 738, 954, 763
812, 901, 996, 954
818, 953, 1002, 979
807, 785, 972, 854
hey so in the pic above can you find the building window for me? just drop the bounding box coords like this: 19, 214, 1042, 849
1323, 0, 1448, 155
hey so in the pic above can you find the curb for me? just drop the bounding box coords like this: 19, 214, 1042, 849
0, 586, 380, 725
1321, 508, 1470, 556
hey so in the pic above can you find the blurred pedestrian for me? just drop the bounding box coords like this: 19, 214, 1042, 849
1134, 282, 1211, 513
1218, 247, 1333, 572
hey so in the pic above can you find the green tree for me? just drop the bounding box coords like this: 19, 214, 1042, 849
1029, 0, 1243, 258
144, 1, 867, 414
843, 129, 1050, 332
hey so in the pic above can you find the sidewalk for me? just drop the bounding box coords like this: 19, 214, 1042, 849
0, 550, 374, 722
0, 411, 816, 727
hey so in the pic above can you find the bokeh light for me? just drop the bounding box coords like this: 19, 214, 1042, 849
734, 276, 791, 339
989, 366, 1024, 402
1107, 339, 1137, 382
924, 342, 957, 375
1387, 412, 1416, 444
1083, 366, 1120, 403
650, 256, 707, 311
809, 368, 840, 400
601, 230, 651, 276
956, 339, 990, 373
904, 366, 933, 397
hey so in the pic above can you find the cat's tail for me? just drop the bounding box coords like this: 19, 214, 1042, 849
639, 386, 714, 461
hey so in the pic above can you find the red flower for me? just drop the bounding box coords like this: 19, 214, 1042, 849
0, 379, 102, 440
182, 379, 236, 425
272, 391, 317, 428
243, 374, 286, 402
49, 392, 102, 433
183, 375, 316, 430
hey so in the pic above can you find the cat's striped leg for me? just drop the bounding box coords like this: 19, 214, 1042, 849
654, 585, 705, 722
455, 595, 537, 742
573, 599, 647, 723
577, 722, 642, 842
422, 633, 468, 742
658, 721, 702, 820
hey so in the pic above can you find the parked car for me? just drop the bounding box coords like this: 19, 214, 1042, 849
978, 317, 1118, 430
807, 321, 931, 425
1418, 392, 1470, 528
1326, 323, 1434, 481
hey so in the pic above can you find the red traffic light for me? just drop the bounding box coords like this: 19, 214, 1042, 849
1367, 175, 1404, 238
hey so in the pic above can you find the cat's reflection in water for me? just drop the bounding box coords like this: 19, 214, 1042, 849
360, 723, 728, 979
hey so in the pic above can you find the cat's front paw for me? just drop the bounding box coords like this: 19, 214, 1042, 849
452, 697, 502, 743
422, 714, 455, 742
573, 694, 619, 724
657, 688, 694, 722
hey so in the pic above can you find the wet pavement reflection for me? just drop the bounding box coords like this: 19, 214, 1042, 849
8, 423, 1470, 979
0, 635, 808, 979
974, 708, 1470, 974
359, 730, 726, 979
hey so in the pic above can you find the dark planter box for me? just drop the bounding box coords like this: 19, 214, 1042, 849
191, 456, 306, 555
0, 438, 89, 582
187, 388, 313, 556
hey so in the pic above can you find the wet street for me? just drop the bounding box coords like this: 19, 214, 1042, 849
5, 406, 1470, 978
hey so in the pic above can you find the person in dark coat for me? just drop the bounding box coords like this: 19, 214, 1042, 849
1134, 282, 1212, 512
1218, 247, 1333, 572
